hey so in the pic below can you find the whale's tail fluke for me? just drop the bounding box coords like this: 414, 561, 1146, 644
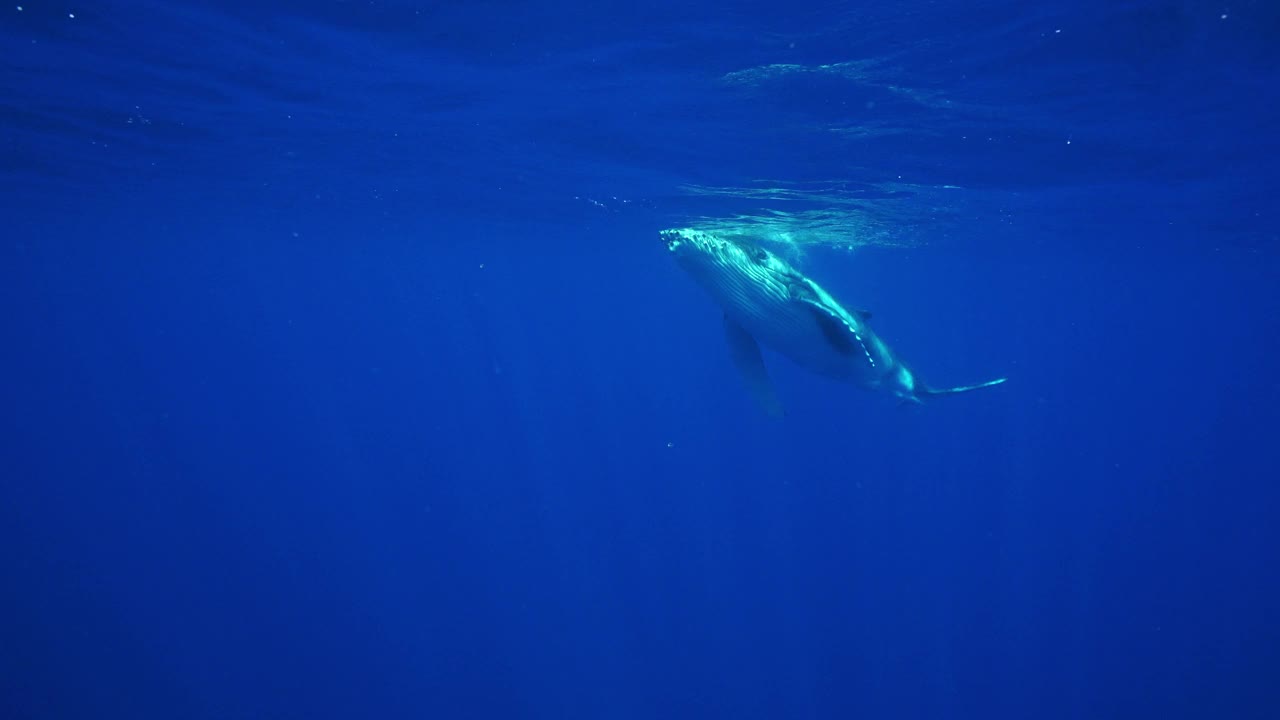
919, 377, 1008, 399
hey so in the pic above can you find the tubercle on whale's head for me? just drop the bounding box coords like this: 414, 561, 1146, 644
661, 228, 713, 255
662, 229, 725, 277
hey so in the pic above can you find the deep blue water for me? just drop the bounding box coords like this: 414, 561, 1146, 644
3, 1, 1279, 718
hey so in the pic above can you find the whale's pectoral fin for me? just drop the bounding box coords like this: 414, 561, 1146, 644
722, 315, 785, 418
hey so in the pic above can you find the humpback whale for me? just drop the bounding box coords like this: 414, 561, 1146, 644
663, 228, 1005, 414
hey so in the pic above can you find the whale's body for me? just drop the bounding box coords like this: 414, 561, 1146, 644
663, 228, 1005, 413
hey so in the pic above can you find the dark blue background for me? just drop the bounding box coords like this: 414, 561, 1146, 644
3, 1, 1278, 718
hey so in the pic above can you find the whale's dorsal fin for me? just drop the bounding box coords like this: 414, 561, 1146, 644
722, 315, 784, 417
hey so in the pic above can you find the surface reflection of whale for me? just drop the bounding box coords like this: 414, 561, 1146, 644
663, 228, 1006, 415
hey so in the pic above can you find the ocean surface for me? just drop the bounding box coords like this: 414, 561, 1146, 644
3, 1, 1278, 718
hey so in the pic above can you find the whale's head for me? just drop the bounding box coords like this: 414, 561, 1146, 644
661, 228, 783, 281
663, 228, 742, 262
